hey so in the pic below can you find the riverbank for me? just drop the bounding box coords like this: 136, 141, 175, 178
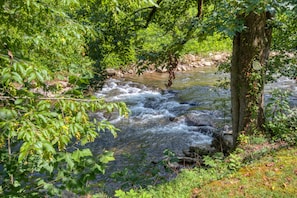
106, 52, 230, 78
114, 141, 296, 198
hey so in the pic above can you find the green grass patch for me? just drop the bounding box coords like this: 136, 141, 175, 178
194, 147, 297, 198
114, 146, 297, 198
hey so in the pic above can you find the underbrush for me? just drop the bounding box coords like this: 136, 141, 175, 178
265, 89, 297, 145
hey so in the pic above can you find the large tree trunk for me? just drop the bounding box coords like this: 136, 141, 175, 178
231, 11, 272, 147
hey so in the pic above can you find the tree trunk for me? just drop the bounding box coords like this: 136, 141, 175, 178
197, 0, 203, 18
231, 11, 273, 147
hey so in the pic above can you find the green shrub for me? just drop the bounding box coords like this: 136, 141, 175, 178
265, 89, 297, 145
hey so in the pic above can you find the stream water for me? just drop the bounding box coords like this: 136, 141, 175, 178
89, 66, 297, 195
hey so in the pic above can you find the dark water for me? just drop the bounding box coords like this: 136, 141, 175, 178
89, 66, 297, 195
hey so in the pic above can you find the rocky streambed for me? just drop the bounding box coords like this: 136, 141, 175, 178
88, 58, 297, 195
88, 66, 232, 194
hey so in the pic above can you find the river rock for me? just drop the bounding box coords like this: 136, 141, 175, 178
213, 54, 223, 61
177, 65, 188, 71
183, 144, 216, 158
211, 126, 234, 154
106, 68, 116, 76
196, 126, 216, 135
184, 112, 214, 127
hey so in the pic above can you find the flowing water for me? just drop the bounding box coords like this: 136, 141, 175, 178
89, 66, 297, 194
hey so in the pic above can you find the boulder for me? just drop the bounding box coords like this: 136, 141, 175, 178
184, 112, 214, 127
183, 144, 216, 158
106, 68, 117, 76
211, 127, 234, 154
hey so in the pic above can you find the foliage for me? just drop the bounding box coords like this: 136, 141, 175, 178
79, 0, 232, 73
265, 89, 297, 145
181, 33, 231, 55
0, 0, 95, 76
272, 4, 297, 51
266, 51, 297, 82
115, 188, 152, 198
0, 0, 130, 196
266, 1, 297, 82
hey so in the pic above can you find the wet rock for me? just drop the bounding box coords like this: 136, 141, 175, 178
185, 112, 214, 127
170, 115, 185, 123
165, 156, 203, 170
211, 126, 234, 154
196, 126, 216, 135
183, 144, 216, 158
177, 156, 203, 167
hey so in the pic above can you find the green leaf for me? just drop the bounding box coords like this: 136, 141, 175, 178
19, 142, 31, 162
106, 104, 114, 113
99, 151, 115, 164
43, 141, 56, 154
81, 137, 89, 145
93, 164, 104, 173
76, 111, 82, 122
12, 72, 23, 84
0, 109, 17, 120
80, 148, 92, 157
15, 98, 24, 105
65, 153, 75, 170
72, 148, 92, 162
1, 73, 12, 83
18, 64, 25, 77
41, 162, 54, 173
36, 71, 44, 83
27, 72, 36, 82
38, 114, 48, 124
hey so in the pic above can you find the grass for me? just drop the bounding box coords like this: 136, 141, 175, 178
192, 147, 297, 198
113, 142, 297, 198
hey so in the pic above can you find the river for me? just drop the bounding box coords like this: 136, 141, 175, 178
89, 66, 297, 195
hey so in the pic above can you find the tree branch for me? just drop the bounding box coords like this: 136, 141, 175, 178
144, 0, 163, 28
197, 0, 203, 18
0, 96, 104, 102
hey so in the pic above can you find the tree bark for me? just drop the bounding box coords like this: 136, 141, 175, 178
197, 0, 203, 18
231, 11, 273, 148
